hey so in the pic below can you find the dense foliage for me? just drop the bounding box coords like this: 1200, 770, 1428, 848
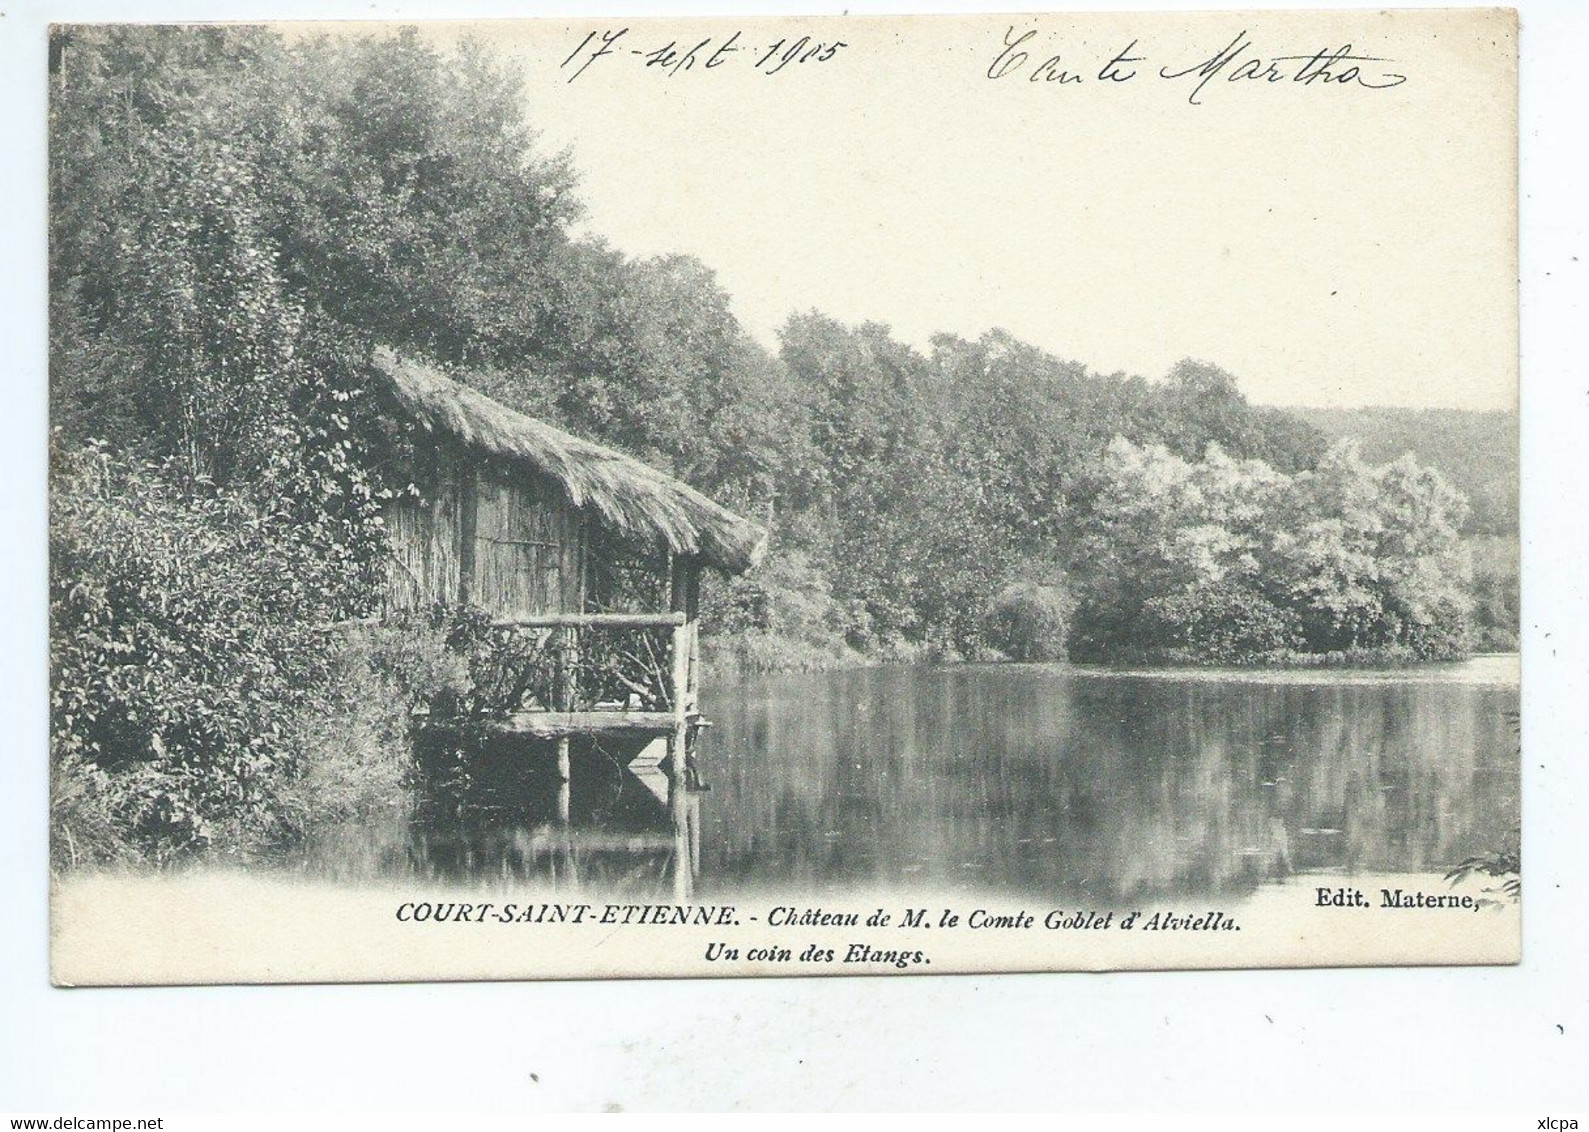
1298, 406, 1519, 652
49, 26, 584, 862
49, 26, 1508, 863
982, 583, 1072, 663
705, 319, 1340, 665
1294, 406, 1518, 537
49, 447, 466, 865
1069, 438, 1472, 663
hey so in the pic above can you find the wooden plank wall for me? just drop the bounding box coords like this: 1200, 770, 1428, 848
384, 443, 464, 611
384, 443, 587, 620
472, 465, 584, 618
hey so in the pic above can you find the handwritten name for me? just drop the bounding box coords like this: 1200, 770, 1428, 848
988, 27, 1409, 104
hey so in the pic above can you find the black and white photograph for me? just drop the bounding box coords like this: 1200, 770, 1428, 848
43, 8, 1524, 984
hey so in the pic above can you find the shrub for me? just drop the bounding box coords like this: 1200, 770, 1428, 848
701, 547, 860, 673
704, 629, 863, 675
1139, 583, 1304, 664
1400, 597, 1472, 661
52, 448, 332, 860
275, 621, 468, 841
49, 446, 467, 866
1469, 567, 1520, 652
50, 752, 129, 870
982, 582, 1072, 662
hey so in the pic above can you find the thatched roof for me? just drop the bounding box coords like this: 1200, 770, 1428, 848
373, 349, 767, 575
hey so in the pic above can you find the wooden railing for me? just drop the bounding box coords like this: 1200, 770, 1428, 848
427, 555, 705, 901
500, 612, 685, 629
457, 612, 698, 734
479, 609, 704, 902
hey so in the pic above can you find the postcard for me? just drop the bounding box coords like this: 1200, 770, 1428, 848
47, 8, 1519, 984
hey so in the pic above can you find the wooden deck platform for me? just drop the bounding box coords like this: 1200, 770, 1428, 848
423, 710, 683, 739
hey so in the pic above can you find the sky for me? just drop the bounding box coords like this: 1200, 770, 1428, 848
408, 11, 1516, 410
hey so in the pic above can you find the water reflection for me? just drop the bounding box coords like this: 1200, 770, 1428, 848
699, 662, 1519, 902
293, 727, 688, 895
290, 660, 1519, 905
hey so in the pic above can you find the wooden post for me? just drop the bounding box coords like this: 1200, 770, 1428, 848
686, 566, 701, 720
668, 555, 695, 901
688, 790, 702, 877
556, 623, 574, 824
457, 463, 478, 607
555, 767, 571, 827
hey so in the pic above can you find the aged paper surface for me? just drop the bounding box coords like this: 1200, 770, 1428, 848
48, 8, 1519, 985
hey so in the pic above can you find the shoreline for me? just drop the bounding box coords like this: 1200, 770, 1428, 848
708, 649, 1522, 687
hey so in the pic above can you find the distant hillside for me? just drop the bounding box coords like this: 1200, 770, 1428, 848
1287, 407, 1518, 535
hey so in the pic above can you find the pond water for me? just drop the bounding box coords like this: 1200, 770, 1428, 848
698, 658, 1519, 902
295, 657, 1520, 905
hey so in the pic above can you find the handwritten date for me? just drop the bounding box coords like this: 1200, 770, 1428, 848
561, 29, 848, 83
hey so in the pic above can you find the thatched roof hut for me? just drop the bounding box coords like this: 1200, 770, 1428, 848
372, 349, 766, 620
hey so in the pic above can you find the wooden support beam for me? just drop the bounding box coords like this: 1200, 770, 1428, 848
685, 565, 701, 716
495, 612, 685, 629
424, 711, 680, 739
516, 829, 681, 854
555, 622, 574, 821
457, 463, 478, 607
668, 554, 695, 901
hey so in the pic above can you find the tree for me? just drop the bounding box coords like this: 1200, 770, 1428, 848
48, 26, 588, 859
51, 26, 599, 590
1072, 437, 1472, 661
1152, 359, 1326, 472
